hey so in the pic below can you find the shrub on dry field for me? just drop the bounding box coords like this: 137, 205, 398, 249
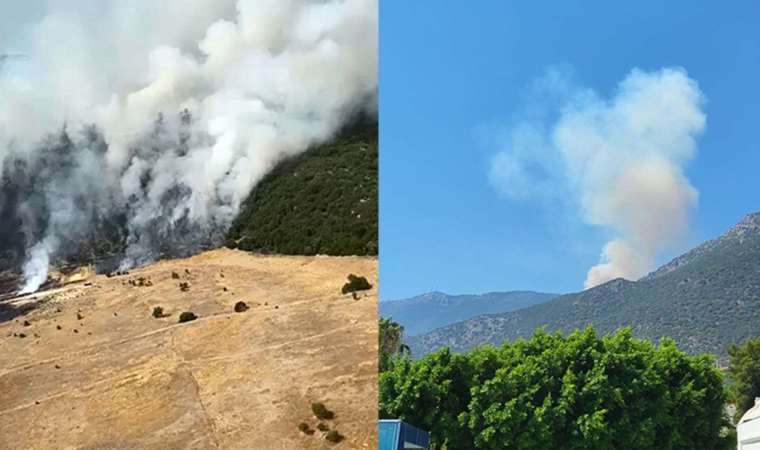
178, 311, 197, 323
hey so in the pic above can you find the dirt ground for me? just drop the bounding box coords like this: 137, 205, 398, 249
0, 249, 378, 450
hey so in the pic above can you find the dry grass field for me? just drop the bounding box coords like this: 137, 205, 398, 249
0, 249, 378, 449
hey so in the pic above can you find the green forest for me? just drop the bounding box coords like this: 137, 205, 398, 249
380, 320, 760, 450
226, 117, 378, 256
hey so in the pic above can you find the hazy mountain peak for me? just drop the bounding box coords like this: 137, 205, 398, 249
380, 290, 557, 336
418, 291, 450, 301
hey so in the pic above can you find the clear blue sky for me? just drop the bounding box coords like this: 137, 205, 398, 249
380, 1, 760, 300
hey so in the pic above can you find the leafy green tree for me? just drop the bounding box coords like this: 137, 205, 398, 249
380, 327, 731, 450
379, 347, 474, 449
728, 337, 760, 422
379, 317, 410, 372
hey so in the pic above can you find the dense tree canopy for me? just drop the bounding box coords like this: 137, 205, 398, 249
728, 337, 760, 422
380, 327, 731, 450
226, 118, 377, 256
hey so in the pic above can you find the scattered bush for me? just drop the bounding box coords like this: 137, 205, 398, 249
171, 271, 180, 279
128, 276, 152, 287
728, 337, 760, 422
317, 423, 329, 432
311, 402, 335, 420
152, 306, 165, 318
178, 311, 198, 323
341, 274, 372, 295
298, 422, 314, 435
234, 301, 249, 313
325, 430, 344, 443
179, 282, 190, 292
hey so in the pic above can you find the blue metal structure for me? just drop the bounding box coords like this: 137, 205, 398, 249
379, 420, 430, 450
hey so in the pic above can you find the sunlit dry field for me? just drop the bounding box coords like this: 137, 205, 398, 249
0, 249, 378, 450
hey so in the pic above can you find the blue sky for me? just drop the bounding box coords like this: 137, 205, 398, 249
380, 1, 760, 300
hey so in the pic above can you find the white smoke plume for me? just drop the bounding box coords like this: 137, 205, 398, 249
0, 0, 377, 292
488, 67, 705, 289
18, 236, 57, 294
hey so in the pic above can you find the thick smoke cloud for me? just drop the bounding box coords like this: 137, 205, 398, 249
0, 0, 377, 292
489, 67, 705, 289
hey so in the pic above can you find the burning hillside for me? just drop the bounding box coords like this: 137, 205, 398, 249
0, 0, 378, 293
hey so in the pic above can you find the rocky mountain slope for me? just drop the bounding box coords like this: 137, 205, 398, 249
380, 291, 556, 336
409, 212, 760, 361
0, 249, 378, 449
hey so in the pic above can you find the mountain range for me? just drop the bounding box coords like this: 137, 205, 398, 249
408, 212, 760, 361
380, 290, 557, 336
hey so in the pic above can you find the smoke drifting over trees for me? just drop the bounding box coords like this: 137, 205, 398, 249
0, 0, 378, 292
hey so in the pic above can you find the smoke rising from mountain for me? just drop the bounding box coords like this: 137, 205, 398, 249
0, 0, 377, 293
489, 67, 705, 289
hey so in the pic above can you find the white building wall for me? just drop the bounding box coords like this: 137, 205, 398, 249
738, 409, 760, 450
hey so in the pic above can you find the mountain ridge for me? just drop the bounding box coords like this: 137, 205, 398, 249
409, 211, 760, 360
380, 290, 557, 336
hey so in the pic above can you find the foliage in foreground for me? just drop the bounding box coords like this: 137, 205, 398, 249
728, 336, 760, 422
379, 317, 410, 372
380, 327, 731, 450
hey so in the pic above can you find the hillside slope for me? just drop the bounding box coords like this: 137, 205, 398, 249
0, 249, 378, 449
410, 212, 760, 360
226, 118, 378, 256
1, 117, 377, 278
379, 291, 556, 336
